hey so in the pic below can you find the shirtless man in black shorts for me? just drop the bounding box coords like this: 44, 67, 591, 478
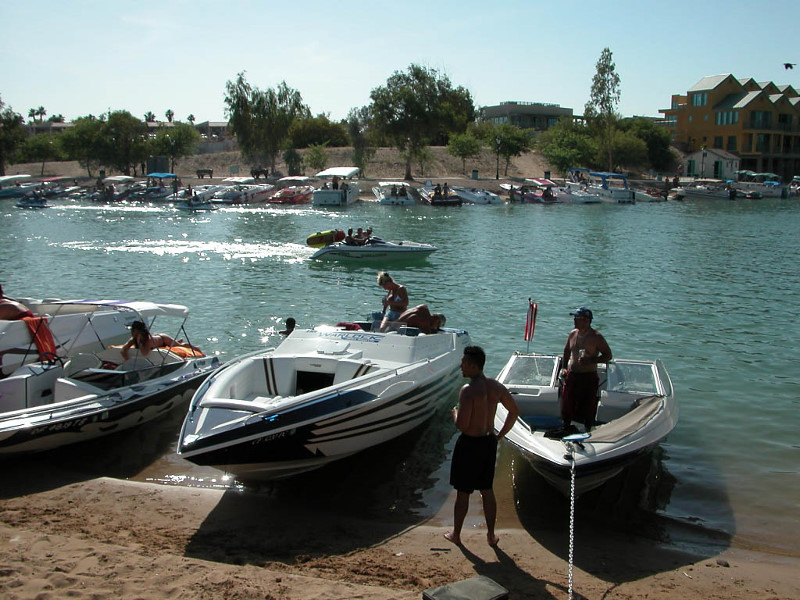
445, 346, 519, 546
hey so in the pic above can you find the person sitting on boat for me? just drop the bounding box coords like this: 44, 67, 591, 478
398, 185, 407, 197
443, 182, 450, 196
119, 320, 200, 361
394, 304, 446, 334
390, 184, 398, 197
0, 284, 34, 320
331, 176, 340, 190
546, 307, 613, 438
542, 186, 555, 201
377, 272, 409, 332
433, 183, 442, 197
344, 228, 357, 245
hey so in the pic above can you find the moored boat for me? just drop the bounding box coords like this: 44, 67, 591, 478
372, 181, 415, 205
0, 301, 219, 455
418, 185, 462, 206
494, 352, 677, 497
267, 179, 315, 205
178, 320, 471, 480
451, 186, 502, 204
312, 167, 361, 207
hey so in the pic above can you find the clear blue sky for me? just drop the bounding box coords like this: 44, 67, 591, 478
2, 0, 798, 124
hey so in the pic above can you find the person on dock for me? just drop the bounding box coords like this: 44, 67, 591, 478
445, 345, 519, 547
547, 306, 613, 438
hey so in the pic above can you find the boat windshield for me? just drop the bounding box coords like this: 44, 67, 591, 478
503, 355, 558, 386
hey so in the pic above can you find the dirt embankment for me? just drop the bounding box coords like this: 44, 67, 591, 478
8, 147, 554, 190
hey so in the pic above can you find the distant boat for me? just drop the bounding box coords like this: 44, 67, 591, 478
0, 174, 35, 199
451, 186, 502, 204
268, 177, 314, 205
310, 237, 437, 261
567, 168, 636, 204
312, 167, 361, 207
418, 185, 462, 206
372, 181, 415, 205
15, 194, 49, 209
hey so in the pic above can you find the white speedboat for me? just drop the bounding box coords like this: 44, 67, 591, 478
372, 181, 415, 205
418, 186, 462, 206
672, 179, 733, 200
494, 353, 677, 497
0, 301, 219, 455
451, 186, 503, 204
178, 321, 471, 480
212, 182, 274, 205
310, 237, 437, 261
177, 198, 218, 211
312, 167, 361, 206
567, 168, 636, 204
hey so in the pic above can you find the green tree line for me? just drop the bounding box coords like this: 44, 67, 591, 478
1, 51, 675, 179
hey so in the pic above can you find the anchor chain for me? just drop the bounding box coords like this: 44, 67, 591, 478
567, 441, 577, 600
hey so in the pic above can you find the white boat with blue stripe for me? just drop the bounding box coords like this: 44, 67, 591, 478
178, 319, 471, 480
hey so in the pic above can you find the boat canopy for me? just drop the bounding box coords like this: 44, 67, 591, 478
0, 174, 32, 185
378, 181, 410, 187
147, 172, 177, 179
47, 299, 190, 319
222, 176, 255, 184
315, 167, 360, 179
103, 175, 135, 183
278, 176, 310, 183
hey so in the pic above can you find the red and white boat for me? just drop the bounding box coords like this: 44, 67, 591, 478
268, 177, 314, 205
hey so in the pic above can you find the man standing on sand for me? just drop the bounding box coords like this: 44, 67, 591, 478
445, 346, 519, 547
547, 306, 613, 439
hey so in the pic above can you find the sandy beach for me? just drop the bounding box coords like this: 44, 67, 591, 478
1, 450, 797, 600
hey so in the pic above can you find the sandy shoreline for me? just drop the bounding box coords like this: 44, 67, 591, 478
1, 469, 796, 599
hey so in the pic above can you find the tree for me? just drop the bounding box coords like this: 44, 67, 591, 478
0, 97, 26, 176
151, 122, 200, 172
224, 72, 310, 171
16, 133, 63, 175
187, 114, 195, 125
606, 129, 648, 171
370, 64, 475, 179
144, 111, 156, 123
282, 146, 303, 175
304, 143, 329, 172
585, 47, 621, 172
35, 106, 46, 123
288, 114, 348, 148
447, 132, 482, 175
346, 105, 376, 177
97, 110, 147, 175
60, 116, 104, 177
165, 109, 174, 123
474, 122, 531, 178
47, 114, 65, 123
28, 108, 36, 123
536, 118, 596, 175
620, 117, 676, 172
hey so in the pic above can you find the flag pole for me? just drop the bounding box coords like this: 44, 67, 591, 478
524, 297, 537, 353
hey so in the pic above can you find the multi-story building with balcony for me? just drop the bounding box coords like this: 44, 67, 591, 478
660, 73, 800, 180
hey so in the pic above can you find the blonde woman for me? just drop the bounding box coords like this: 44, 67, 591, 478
376, 272, 408, 332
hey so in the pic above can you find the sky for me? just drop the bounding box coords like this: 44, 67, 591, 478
2, 0, 799, 125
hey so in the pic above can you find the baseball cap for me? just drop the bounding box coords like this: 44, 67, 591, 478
569, 307, 593, 320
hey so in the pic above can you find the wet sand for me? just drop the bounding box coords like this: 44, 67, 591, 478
0, 409, 797, 600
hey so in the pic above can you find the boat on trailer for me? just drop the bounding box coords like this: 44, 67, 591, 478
494, 352, 677, 496
178, 320, 471, 480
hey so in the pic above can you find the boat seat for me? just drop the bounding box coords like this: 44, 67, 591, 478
63, 353, 103, 377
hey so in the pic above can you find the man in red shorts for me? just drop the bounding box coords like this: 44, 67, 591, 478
547, 306, 613, 438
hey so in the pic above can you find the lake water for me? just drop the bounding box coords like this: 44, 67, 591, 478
2, 193, 798, 557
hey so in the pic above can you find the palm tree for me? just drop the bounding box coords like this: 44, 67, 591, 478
187, 114, 195, 125
165, 109, 174, 123
28, 108, 36, 123
35, 106, 46, 123
144, 111, 156, 123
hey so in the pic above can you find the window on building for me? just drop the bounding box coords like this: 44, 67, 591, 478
716, 111, 739, 125
713, 136, 723, 149
750, 111, 772, 129
691, 92, 708, 106
756, 133, 769, 152
727, 136, 737, 152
